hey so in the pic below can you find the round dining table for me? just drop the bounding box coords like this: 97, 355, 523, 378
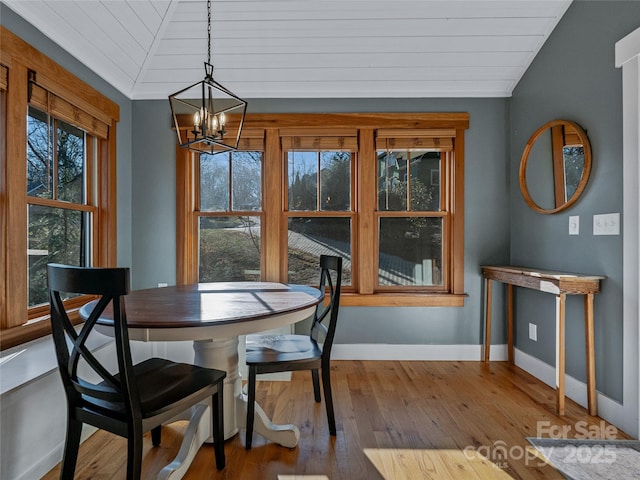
81, 281, 323, 480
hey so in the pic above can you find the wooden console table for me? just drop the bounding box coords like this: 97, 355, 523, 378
482, 265, 604, 416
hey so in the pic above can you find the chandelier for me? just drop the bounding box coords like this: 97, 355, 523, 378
168, 0, 247, 154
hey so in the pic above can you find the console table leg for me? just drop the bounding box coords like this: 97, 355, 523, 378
484, 278, 492, 362
585, 293, 597, 415
507, 284, 514, 364
556, 294, 566, 416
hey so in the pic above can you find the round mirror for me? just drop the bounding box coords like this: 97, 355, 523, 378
519, 119, 591, 214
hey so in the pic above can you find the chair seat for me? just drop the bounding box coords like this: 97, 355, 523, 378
90, 358, 226, 418
245, 334, 322, 366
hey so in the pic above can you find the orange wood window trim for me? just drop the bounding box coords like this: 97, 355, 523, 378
176, 113, 469, 305
1, 28, 119, 350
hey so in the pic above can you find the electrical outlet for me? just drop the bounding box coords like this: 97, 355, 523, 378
158, 282, 168, 288
529, 323, 537, 341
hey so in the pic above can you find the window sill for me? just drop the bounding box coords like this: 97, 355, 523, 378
1, 307, 83, 351
340, 292, 467, 307
0, 326, 113, 396
0, 321, 53, 351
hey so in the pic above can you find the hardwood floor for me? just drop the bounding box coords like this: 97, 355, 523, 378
41, 361, 630, 479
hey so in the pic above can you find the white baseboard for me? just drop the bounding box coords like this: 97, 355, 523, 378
513, 347, 626, 434
14, 444, 62, 480
332, 343, 494, 361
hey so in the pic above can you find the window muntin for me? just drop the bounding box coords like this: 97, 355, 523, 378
197, 151, 263, 282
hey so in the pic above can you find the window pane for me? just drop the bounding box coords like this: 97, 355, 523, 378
199, 216, 261, 282
57, 119, 85, 203
320, 151, 351, 211
378, 150, 407, 211
28, 205, 89, 306
231, 151, 262, 211
288, 151, 318, 211
287, 217, 351, 286
200, 153, 230, 211
379, 217, 442, 286
27, 107, 53, 199
410, 151, 441, 211
378, 150, 441, 212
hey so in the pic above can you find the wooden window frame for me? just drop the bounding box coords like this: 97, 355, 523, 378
281, 129, 357, 288
176, 113, 468, 307
374, 135, 452, 293
197, 144, 266, 283
0, 27, 119, 350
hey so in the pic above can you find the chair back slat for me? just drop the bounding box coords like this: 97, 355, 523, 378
310, 255, 342, 360
68, 295, 121, 392
47, 264, 138, 415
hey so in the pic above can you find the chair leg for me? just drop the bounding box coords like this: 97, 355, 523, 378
151, 425, 162, 447
126, 425, 143, 480
212, 390, 225, 470
59, 417, 82, 480
321, 366, 336, 435
311, 369, 321, 402
246, 366, 257, 449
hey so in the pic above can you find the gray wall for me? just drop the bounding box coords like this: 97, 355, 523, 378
509, 1, 640, 402
0, 4, 134, 269
132, 98, 511, 348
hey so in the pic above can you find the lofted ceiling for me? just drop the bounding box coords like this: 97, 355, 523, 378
3, 0, 572, 100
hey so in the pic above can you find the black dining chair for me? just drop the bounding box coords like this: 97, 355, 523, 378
244, 254, 342, 449
47, 264, 226, 479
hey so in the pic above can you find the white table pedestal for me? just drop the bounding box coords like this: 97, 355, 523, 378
157, 336, 299, 480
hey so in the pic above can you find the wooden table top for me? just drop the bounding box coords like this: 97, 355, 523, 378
81, 282, 323, 330
481, 265, 605, 295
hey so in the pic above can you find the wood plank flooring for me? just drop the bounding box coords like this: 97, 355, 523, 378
41, 361, 630, 479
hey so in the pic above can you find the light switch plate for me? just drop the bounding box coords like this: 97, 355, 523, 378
569, 216, 579, 235
529, 323, 537, 341
593, 213, 620, 235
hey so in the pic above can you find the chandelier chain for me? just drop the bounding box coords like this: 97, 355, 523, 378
207, 0, 212, 65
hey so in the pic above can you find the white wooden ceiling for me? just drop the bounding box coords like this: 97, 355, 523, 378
3, 0, 572, 100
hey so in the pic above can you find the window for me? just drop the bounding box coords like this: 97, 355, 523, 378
198, 150, 263, 282
27, 107, 94, 307
177, 114, 468, 306
0, 27, 119, 349
375, 130, 456, 290
283, 133, 356, 286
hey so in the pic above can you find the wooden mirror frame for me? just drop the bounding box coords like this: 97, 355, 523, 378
519, 119, 592, 214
